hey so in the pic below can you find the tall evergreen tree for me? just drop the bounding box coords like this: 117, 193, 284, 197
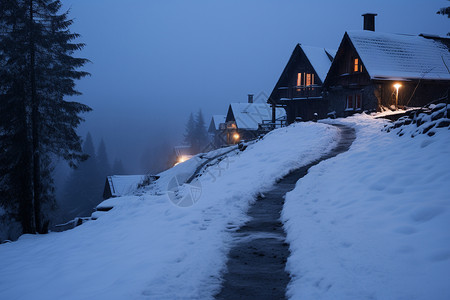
183, 110, 209, 153
194, 109, 209, 152
0, 0, 91, 236
184, 112, 196, 147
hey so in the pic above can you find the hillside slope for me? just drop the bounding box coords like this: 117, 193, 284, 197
283, 114, 450, 300
0, 122, 338, 300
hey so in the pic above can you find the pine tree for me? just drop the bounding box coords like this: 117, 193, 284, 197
194, 109, 209, 153
0, 0, 91, 235
0, 0, 37, 234
184, 113, 196, 148
183, 110, 209, 153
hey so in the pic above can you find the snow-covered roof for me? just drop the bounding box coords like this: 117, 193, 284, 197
106, 175, 145, 198
212, 115, 226, 130
229, 103, 286, 130
347, 30, 450, 81
301, 45, 336, 82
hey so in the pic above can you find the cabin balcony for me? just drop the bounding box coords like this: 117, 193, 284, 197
277, 85, 323, 100
336, 72, 370, 87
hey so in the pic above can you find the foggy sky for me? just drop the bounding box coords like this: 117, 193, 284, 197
61, 0, 449, 173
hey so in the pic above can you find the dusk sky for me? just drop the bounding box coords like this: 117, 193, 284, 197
61, 0, 449, 172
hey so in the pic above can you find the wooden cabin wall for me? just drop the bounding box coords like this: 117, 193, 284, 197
272, 46, 323, 101
407, 82, 449, 107
374, 81, 449, 109
326, 38, 371, 88
327, 85, 378, 117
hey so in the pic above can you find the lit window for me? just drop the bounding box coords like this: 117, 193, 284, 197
353, 58, 359, 72
355, 94, 362, 110
346, 95, 354, 110
306, 73, 311, 86
297, 73, 301, 87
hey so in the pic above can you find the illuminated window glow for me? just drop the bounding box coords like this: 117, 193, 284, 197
297, 73, 301, 87
306, 73, 311, 86
353, 58, 362, 72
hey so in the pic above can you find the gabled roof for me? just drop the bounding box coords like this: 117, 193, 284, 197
227, 103, 286, 130
269, 44, 335, 103
105, 175, 145, 198
346, 30, 450, 81
301, 45, 336, 82
209, 115, 226, 132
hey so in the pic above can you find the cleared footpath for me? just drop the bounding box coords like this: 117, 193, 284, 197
215, 124, 356, 300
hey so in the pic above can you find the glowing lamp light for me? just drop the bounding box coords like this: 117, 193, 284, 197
233, 133, 240, 141
174, 155, 192, 166
393, 83, 402, 109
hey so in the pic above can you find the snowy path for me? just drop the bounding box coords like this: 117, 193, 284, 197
0, 123, 339, 300
215, 124, 355, 299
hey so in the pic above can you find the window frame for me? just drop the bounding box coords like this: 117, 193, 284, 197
345, 95, 354, 111
352, 57, 362, 73
355, 94, 362, 110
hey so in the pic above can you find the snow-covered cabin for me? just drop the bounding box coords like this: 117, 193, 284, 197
268, 44, 335, 123
103, 175, 146, 200
225, 98, 286, 144
208, 115, 227, 147
324, 14, 450, 117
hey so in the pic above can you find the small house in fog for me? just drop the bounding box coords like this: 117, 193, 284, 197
225, 96, 286, 144
324, 14, 450, 117
103, 175, 146, 200
268, 44, 335, 124
208, 115, 226, 147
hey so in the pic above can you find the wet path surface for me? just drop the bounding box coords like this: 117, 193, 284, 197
215, 124, 356, 300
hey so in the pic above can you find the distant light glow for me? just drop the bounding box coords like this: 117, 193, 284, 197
233, 133, 240, 140
174, 155, 192, 166
393, 83, 402, 90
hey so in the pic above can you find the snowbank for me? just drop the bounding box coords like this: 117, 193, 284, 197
282, 114, 450, 300
0, 122, 338, 300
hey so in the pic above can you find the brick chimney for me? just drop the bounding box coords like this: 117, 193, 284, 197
248, 94, 254, 103
362, 13, 377, 31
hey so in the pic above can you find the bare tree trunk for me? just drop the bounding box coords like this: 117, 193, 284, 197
19, 92, 36, 234
29, 0, 41, 233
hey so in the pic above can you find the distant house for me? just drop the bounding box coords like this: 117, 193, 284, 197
225, 95, 286, 144
103, 175, 146, 200
324, 14, 450, 117
268, 44, 335, 124
208, 115, 226, 147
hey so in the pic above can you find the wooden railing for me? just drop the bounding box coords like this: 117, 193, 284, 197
277, 85, 323, 99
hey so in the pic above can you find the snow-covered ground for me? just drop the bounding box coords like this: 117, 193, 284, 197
1, 113, 448, 300
0, 122, 338, 300
283, 114, 450, 300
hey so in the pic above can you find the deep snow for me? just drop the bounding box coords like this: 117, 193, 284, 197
1, 113, 448, 300
0, 122, 338, 300
282, 114, 450, 300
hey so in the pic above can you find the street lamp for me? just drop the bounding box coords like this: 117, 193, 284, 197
393, 83, 402, 109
